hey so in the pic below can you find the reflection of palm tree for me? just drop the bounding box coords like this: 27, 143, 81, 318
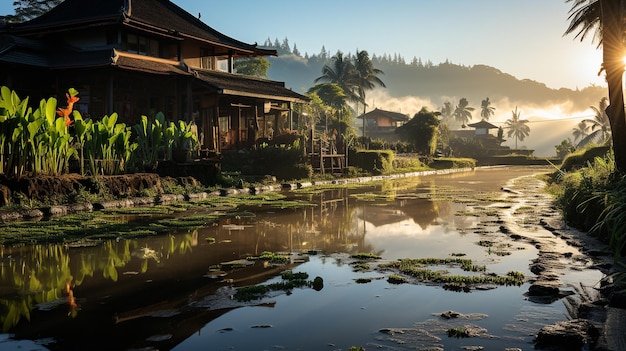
453, 98, 474, 127
578, 97, 611, 146
480, 97, 495, 120
572, 121, 589, 143
504, 107, 530, 149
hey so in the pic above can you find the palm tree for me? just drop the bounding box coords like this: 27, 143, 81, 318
439, 101, 454, 125
314, 51, 357, 102
578, 97, 611, 146
504, 107, 530, 149
565, 0, 626, 173
353, 50, 386, 136
453, 98, 474, 127
480, 97, 495, 120
572, 120, 589, 143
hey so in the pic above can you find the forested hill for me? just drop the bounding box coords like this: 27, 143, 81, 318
265, 48, 606, 115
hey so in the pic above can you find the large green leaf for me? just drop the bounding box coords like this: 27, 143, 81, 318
45, 97, 57, 126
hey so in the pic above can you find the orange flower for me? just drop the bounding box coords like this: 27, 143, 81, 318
57, 92, 80, 126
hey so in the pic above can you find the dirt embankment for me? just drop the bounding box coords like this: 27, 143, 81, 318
0, 173, 201, 208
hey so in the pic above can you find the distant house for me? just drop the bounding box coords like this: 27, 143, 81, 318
0, 0, 308, 153
450, 119, 534, 156
357, 108, 409, 141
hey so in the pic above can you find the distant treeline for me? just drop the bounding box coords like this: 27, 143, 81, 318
262, 36, 606, 113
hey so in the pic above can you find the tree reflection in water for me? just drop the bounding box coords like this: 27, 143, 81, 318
0, 170, 505, 350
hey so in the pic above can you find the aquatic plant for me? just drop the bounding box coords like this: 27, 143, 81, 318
247, 251, 290, 264
351, 252, 382, 260
447, 327, 470, 338
379, 257, 523, 288
233, 271, 323, 301
388, 274, 408, 284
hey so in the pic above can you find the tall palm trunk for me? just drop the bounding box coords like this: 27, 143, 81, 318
601, 0, 626, 173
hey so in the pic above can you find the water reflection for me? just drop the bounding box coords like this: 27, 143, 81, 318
0, 167, 603, 351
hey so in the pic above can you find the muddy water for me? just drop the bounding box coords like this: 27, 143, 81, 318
0, 166, 605, 351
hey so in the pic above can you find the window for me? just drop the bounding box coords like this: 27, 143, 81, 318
200, 48, 215, 70
124, 33, 159, 57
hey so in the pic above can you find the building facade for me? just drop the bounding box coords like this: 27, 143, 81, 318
0, 0, 308, 153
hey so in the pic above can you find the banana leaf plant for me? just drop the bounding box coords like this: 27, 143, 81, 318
132, 112, 166, 172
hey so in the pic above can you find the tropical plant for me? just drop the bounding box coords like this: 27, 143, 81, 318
439, 101, 454, 126
578, 96, 611, 147
504, 107, 530, 149
83, 113, 137, 175
307, 83, 352, 135
565, 0, 626, 173
314, 51, 357, 101
167, 119, 198, 162
453, 98, 474, 127
0, 86, 77, 177
555, 138, 575, 158
132, 112, 167, 171
572, 120, 589, 143
480, 97, 495, 120
352, 49, 386, 116
395, 107, 440, 155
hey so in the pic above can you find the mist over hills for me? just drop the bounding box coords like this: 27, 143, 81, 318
264, 45, 607, 157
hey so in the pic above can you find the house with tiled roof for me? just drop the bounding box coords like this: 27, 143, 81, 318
357, 108, 409, 141
0, 0, 308, 152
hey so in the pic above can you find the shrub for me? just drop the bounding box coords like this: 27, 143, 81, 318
560, 145, 610, 172
353, 150, 394, 175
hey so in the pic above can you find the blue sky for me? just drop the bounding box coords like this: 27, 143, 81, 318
0, 0, 604, 90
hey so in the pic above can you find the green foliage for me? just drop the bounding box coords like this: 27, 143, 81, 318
83, 113, 137, 175
395, 107, 440, 155
551, 150, 626, 258
559, 145, 611, 172
429, 157, 476, 169
234, 57, 271, 78
353, 149, 394, 175
132, 113, 166, 171
5, 0, 63, 23
555, 139, 575, 159
0, 87, 76, 177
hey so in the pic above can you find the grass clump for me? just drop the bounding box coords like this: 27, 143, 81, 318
378, 258, 523, 288
247, 251, 290, 264
388, 274, 408, 284
234, 271, 323, 301
351, 252, 382, 260
447, 327, 470, 338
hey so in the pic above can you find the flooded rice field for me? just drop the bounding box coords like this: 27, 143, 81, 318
0, 166, 606, 350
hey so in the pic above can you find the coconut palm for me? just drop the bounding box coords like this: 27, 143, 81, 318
480, 97, 495, 120
439, 101, 454, 125
453, 98, 474, 127
572, 121, 589, 143
578, 97, 611, 147
314, 51, 357, 102
565, 0, 626, 172
353, 50, 386, 103
353, 50, 386, 136
504, 107, 530, 149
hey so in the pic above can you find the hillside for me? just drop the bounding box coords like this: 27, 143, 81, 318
265, 50, 607, 157
268, 54, 605, 113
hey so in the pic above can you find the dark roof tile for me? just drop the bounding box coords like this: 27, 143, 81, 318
194, 69, 308, 103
